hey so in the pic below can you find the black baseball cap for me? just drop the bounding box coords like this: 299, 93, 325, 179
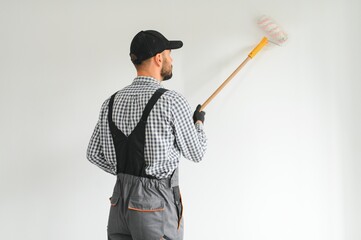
130, 30, 183, 64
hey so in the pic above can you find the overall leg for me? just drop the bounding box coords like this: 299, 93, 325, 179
162, 186, 184, 240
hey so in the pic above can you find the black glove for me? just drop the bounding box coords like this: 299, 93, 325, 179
193, 104, 205, 124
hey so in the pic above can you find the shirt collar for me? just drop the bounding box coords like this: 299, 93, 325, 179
132, 76, 163, 87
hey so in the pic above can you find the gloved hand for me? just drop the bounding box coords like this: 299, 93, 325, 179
193, 104, 205, 124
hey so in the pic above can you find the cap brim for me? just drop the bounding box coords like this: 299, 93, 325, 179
168, 40, 183, 49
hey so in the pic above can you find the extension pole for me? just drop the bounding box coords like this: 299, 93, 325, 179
200, 37, 268, 111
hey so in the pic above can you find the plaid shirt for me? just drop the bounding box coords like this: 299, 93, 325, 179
87, 76, 207, 179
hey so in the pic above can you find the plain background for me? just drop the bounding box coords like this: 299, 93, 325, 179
1, 0, 360, 239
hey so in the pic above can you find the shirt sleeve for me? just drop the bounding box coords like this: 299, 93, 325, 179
170, 92, 207, 162
86, 102, 116, 175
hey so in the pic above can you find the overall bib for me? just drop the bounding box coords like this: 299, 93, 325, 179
107, 88, 183, 240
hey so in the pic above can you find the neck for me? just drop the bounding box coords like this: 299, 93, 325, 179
134, 58, 163, 81
137, 72, 162, 81
136, 69, 162, 82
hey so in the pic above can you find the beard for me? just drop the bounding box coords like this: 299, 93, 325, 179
161, 62, 173, 81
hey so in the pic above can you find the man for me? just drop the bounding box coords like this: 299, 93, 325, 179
87, 30, 207, 240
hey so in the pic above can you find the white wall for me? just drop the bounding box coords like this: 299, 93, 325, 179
1, 0, 360, 239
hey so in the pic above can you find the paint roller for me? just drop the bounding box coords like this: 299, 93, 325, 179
199, 16, 288, 111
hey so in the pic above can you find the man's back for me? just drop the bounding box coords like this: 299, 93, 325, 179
87, 76, 207, 179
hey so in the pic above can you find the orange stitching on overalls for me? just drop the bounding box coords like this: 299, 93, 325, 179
128, 207, 165, 212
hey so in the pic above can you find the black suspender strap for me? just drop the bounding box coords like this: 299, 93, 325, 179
107, 91, 118, 131
141, 88, 168, 122
107, 88, 168, 177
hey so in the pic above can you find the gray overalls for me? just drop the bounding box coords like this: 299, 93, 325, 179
107, 88, 184, 240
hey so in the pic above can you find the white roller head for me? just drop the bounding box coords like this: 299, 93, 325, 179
258, 15, 288, 45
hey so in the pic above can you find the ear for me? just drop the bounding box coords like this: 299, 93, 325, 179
154, 53, 163, 67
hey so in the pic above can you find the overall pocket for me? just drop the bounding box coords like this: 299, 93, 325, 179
127, 198, 165, 239
107, 193, 120, 234
109, 195, 120, 207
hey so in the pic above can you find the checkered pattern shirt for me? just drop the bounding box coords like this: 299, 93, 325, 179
87, 76, 207, 179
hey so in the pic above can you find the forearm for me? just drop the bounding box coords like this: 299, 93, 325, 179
87, 122, 116, 175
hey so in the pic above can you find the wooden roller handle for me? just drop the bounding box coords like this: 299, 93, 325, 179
199, 37, 268, 112
200, 57, 251, 111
